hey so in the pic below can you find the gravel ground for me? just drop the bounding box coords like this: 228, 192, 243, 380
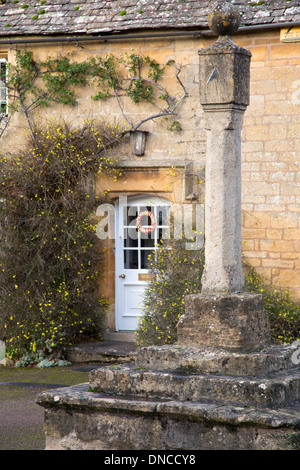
0, 364, 93, 450
0, 340, 136, 451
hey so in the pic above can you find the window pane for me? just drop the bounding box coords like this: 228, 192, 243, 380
124, 206, 138, 226
124, 227, 138, 247
124, 250, 138, 269
158, 226, 170, 244
141, 231, 155, 248
141, 250, 153, 269
0, 60, 7, 115
157, 206, 170, 226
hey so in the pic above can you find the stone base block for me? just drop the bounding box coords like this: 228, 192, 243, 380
136, 343, 299, 377
89, 364, 300, 407
36, 384, 300, 450
177, 293, 271, 351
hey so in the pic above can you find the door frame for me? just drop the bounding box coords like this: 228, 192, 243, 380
114, 194, 171, 331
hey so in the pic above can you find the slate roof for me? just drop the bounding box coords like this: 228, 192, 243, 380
0, 0, 299, 37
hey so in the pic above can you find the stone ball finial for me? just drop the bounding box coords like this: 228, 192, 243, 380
208, 1, 241, 37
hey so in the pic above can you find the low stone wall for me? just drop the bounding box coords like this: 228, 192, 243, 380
37, 383, 300, 450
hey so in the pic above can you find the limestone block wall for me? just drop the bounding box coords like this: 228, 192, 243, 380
238, 30, 300, 300
1, 27, 299, 300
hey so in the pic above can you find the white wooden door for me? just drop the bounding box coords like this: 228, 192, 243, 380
115, 196, 170, 331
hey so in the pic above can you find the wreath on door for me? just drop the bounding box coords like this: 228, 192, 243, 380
136, 210, 156, 233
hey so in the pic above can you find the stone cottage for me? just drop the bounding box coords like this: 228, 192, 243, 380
0, 0, 299, 335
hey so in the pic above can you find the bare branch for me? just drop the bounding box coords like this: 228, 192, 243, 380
0, 115, 11, 139
112, 86, 133, 129
16, 89, 37, 145
131, 110, 176, 132
172, 65, 188, 112
101, 63, 134, 129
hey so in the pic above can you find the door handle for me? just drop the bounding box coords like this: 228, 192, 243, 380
119, 274, 126, 279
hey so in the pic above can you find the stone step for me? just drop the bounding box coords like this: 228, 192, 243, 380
67, 341, 137, 364
136, 343, 299, 377
89, 365, 300, 407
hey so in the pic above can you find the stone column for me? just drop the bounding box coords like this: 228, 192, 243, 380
199, 10, 251, 294
177, 3, 271, 350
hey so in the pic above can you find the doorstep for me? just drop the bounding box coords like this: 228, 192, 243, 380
68, 333, 137, 365
106, 331, 136, 342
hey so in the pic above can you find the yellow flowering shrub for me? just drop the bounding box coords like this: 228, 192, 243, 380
136, 242, 300, 348
244, 264, 300, 345
0, 119, 123, 365
135, 240, 205, 347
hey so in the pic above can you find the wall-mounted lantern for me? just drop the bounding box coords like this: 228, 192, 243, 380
130, 130, 147, 156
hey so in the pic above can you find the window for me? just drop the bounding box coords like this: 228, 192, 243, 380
122, 202, 171, 270
0, 59, 7, 116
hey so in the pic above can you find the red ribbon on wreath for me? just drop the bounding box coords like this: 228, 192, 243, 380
136, 211, 156, 233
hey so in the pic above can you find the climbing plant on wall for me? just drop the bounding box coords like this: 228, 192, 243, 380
88, 52, 187, 132
1, 49, 187, 141
3, 49, 93, 141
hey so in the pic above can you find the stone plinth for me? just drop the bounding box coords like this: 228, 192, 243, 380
88, 363, 300, 408
136, 344, 299, 377
177, 293, 271, 351
37, 340, 300, 450
36, 383, 300, 451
